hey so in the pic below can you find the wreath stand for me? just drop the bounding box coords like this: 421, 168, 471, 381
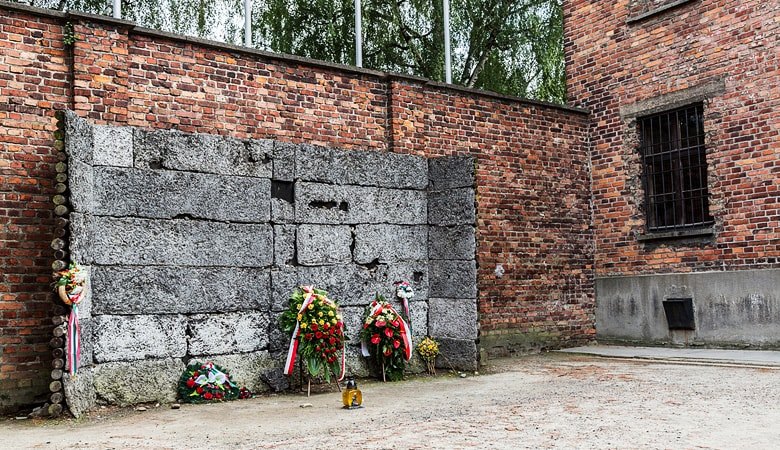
299, 363, 342, 397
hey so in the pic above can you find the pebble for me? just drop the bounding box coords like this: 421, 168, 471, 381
135, 406, 147, 412
459, 373, 467, 378
15, 416, 28, 420
171, 403, 181, 410
300, 403, 313, 408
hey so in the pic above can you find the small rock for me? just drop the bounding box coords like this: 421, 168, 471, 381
459, 373, 467, 378
15, 416, 28, 420
505, 426, 518, 431
154, 403, 160, 408
474, 371, 479, 376
300, 403, 313, 408
171, 403, 181, 410
135, 406, 147, 412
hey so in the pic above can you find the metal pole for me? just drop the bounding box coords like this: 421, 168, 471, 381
355, 0, 363, 67
112, 0, 121, 19
244, 0, 252, 47
443, 0, 451, 83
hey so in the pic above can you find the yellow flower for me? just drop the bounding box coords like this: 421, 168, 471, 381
296, 314, 302, 321
318, 312, 323, 318
300, 323, 307, 329
318, 319, 325, 326
331, 319, 337, 325
307, 304, 314, 310
328, 311, 334, 317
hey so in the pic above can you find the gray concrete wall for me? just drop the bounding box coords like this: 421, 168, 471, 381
63, 112, 477, 415
596, 269, 780, 347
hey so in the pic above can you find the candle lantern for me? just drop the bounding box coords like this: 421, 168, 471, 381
341, 377, 362, 409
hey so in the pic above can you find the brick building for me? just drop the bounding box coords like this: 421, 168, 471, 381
565, 0, 780, 345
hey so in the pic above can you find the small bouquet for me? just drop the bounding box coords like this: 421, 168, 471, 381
280, 286, 347, 383
416, 337, 440, 375
177, 361, 242, 403
360, 294, 412, 381
55, 262, 87, 306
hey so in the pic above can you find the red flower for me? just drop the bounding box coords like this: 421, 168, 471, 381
383, 348, 393, 356
371, 333, 381, 344
186, 379, 196, 388
315, 345, 321, 351
393, 339, 401, 349
375, 320, 386, 328
363, 323, 369, 329
315, 331, 323, 339
193, 371, 200, 377
311, 323, 318, 331
204, 392, 213, 400
329, 337, 336, 345
392, 319, 400, 328
323, 322, 330, 330
196, 387, 203, 394
384, 327, 394, 338
337, 321, 344, 328
305, 333, 313, 340
216, 392, 223, 399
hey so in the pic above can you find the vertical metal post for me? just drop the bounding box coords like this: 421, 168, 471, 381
443, 0, 452, 83
112, 0, 121, 19
244, 0, 252, 47
355, 0, 363, 67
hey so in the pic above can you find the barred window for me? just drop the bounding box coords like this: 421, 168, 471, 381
639, 104, 713, 231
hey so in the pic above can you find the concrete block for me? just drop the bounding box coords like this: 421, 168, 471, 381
68, 158, 94, 214
93, 125, 133, 167
436, 338, 478, 371
91, 267, 270, 314
428, 156, 475, 190
271, 198, 295, 223
340, 306, 366, 345
296, 182, 427, 224
296, 224, 353, 266
186, 351, 277, 393
84, 216, 272, 267
428, 225, 476, 260
428, 188, 475, 226
344, 344, 370, 378
273, 141, 296, 181
381, 263, 429, 301
270, 268, 298, 312
68, 213, 90, 265
188, 312, 270, 355
63, 368, 95, 418
64, 110, 92, 164
94, 167, 271, 222
408, 300, 429, 339
274, 225, 296, 267
354, 225, 427, 264
93, 358, 183, 406
296, 144, 428, 189
268, 312, 291, 354
428, 298, 478, 340
134, 129, 272, 178
92, 315, 187, 363
429, 260, 477, 299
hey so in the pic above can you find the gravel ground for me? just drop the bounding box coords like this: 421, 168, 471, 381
3, 353, 779, 449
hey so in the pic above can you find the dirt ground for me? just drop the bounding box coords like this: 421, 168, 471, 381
3, 353, 779, 449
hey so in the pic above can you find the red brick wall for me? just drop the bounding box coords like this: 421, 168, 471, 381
565, 0, 780, 276
0, 4, 593, 409
0, 6, 69, 410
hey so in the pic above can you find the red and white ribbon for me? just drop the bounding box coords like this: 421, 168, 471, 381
361, 302, 413, 360
67, 304, 81, 374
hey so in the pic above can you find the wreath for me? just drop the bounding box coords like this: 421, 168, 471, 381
53, 263, 88, 374
360, 294, 412, 381
177, 361, 249, 403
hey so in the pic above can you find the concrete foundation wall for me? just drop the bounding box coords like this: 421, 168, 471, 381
596, 269, 780, 348
63, 112, 477, 415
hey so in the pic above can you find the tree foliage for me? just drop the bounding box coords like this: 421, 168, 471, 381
18, 0, 565, 102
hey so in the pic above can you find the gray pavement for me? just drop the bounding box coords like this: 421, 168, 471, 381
559, 344, 780, 367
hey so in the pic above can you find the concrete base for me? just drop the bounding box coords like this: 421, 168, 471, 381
596, 268, 780, 348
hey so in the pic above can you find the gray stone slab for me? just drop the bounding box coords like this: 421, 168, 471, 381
344, 344, 370, 378
428, 225, 476, 260
63, 368, 95, 418
188, 312, 270, 356
429, 260, 477, 299
296, 224, 353, 266
268, 312, 291, 354
296, 144, 428, 189
381, 263, 429, 302
68, 158, 94, 214
428, 188, 476, 226
296, 182, 427, 225
354, 225, 427, 264
93, 358, 183, 406
64, 110, 92, 164
80, 216, 272, 267
271, 198, 295, 223
428, 156, 475, 190
93, 167, 271, 222
259, 368, 289, 392
134, 128, 273, 178
68, 213, 90, 265
436, 338, 478, 371
92, 315, 187, 363
273, 141, 296, 181
93, 125, 133, 167
340, 306, 366, 345
91, 267, 270, 314
270, 268, 298, 312
186, 351, 277, 393
408, 300, 429, 339
428, 298, 478, 340
274, 225, 296, 267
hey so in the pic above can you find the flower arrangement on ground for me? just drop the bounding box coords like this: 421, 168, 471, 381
416, 336, 440, 375
280, 286, 347, 383
54, 263, 88, 374
177, 361, 247, 403
360, 294, 412, 381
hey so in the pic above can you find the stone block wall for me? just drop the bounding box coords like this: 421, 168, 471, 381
62, 112, 476, 414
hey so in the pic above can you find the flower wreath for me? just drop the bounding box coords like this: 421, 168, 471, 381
54, 263, 88, 374
360, 294, 413, 381
177, 361, 250, 403
280, 286, 347, 383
